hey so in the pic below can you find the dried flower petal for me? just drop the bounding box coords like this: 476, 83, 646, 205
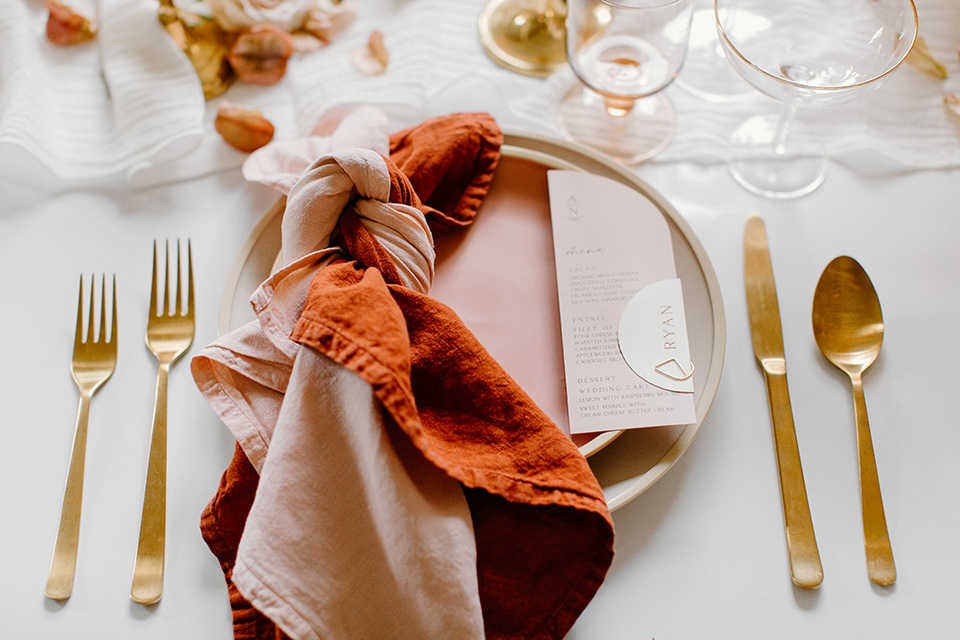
906, 37, 948, 79
45, 1, 96, 46
351, 31, 389, 76
290, 32, 325, 54
945, 93, 960, 118
302, 0, 357, 44
228, 24, 295, 85
215, 102, 275, 152
208, 0, 310, 32
369, 31, 389, 67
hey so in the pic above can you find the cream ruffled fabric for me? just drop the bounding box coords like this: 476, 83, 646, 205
0, 0, 204, 181
5, 0, 956, 184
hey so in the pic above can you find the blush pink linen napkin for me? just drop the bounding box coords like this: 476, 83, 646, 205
242, 104, 391, 196
195, 147, 483, 640
194, 111, 614, 640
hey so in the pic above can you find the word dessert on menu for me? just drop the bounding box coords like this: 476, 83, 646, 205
547, 170, 696, 435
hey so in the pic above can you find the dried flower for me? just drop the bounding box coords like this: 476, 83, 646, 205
351, 31, 389, 76
945, 93, 960, 118
906, 37, 948, 79
45, 1, 96, 46
228, 24, 295, 85
215, 102, 275, 152
301, 2, 357, 45
207, 0, 355, 36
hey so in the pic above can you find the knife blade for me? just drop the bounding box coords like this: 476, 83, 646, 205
744, 215, 823, 590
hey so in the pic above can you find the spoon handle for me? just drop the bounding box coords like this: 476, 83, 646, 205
851, 376, 896, 585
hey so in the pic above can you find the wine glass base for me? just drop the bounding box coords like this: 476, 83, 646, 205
558, 85, 676, 166
728, 114, 827, 199
478, 0, 567, 77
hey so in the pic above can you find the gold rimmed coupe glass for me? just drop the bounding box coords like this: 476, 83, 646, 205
715, 0, 918, 199
559, 0, 694, 165
673, 0, 754, 102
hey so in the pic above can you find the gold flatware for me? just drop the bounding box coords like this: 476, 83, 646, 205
743, 216, 823, 589
812, 256, 896, 586
46, 275, 117, 600
131, 240, 194, 605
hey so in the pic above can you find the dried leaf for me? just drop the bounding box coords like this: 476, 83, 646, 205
906, 37, 948, 79
158, 0, 234, 99
215, 102, 275, 152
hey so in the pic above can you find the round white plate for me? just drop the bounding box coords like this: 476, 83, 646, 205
219, 128, 725, 511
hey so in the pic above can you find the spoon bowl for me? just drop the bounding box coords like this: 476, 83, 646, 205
812, 256, 895, 586
812, 256, 884, 378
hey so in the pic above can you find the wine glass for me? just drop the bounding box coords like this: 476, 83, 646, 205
715, 0, 918, 199
558, 0, 694, 165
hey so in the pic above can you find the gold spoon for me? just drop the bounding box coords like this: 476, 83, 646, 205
812, 256, 896, 585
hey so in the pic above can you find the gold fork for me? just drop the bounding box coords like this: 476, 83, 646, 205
46, 275, 117, 601
131, 240, 194, 605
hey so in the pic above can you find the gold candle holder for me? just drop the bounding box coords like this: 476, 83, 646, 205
479, 0, 567, 77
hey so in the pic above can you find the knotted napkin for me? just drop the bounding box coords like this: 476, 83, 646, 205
193, 110, 614, 640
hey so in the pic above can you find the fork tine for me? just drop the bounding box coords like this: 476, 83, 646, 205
87, 274, 95, 344
98, 274, 107, 343
187, 240, 194, 316
150, 241, 159, 318
74, 276, 84, 349
175, 240, 182, 317
163, 240, 170, 317
110, 274, 117, 345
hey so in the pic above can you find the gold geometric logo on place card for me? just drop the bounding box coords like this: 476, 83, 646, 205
655, 358, 694, 381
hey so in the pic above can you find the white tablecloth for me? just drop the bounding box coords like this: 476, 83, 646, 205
2, 0, 959, 638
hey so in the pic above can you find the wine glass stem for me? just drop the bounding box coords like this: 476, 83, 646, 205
773, 103, 797, 156
604, 95, 636, 116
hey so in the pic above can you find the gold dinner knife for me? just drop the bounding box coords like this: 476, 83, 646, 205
744, 215, 823, 589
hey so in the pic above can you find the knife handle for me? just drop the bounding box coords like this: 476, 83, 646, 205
763, 367, 823, 589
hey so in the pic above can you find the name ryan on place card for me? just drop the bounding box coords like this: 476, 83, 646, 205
547, 171, 696, 435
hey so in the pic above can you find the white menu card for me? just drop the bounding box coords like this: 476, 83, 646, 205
547, 170, 697, 434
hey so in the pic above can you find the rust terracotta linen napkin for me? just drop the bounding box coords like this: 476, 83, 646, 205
194, 112, 614, 640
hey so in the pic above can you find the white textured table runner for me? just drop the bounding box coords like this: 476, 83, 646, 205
0, 0, 205, 182
306, 0, 960, 169
1, 0, 957, 185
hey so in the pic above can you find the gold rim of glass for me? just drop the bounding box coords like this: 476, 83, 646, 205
713, 0, 919, 93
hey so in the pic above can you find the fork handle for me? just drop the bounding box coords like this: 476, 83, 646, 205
852, 375, 896, 585
46, 393, 92, 600
131, 362, 169, 605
